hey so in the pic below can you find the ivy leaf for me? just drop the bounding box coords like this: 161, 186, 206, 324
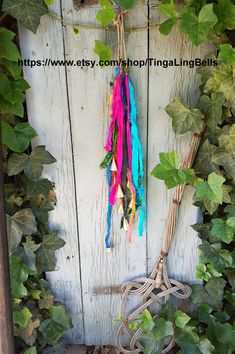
0, 73, 11, 100
194, 140, 220, 179
165, 97, 203, 134
214, 0, 235, 33
224, 269, 235, 288
196, 264, 211, 281
218, 124, 235, 156
205, 63, 235, 104
140, 309, 154, 332
30, 289, 41, 300
6, 209, 37, 253
94, 40, 111, 64
36, 245, 55, 272
222, 185, 232, 204
39, 319, 65, 344
197, 304, 213, 325
159, 0, 179, 35
43, 233, 65, 250
218, 43, 235, 65
194, 172, 225, 212
197, 93, 225, 131
23, 347, 37, 354
113, 0, 137, 10
158, 301, 175, 321
214, 322, 235, 349
198, 338, 215, 354
224, 290, 235, 306
214, 311, 230, 323
39, 294, 54, 309
49, 305, 71, 331
151, 151, 195, 189
8, 145, 56, 180
154, 318, 174, 340
180, 4, 218, 46
199, 242, 233, 272
2, 0, 48, 33
1, 58, 22, 80
212, 147, 235, 180
2, 122, 37, 153
13, 307, 32, 328
159, 0, 178, 18
96, 0, 115, 27
159, 18, 177, 35
9, 255, 29, 297
33, 202, 54, 225
176, 326, 199, 352
15, 318, 40, 346
191, 222, 211, 240
36, 231, 64, 272
224, 205, 235, 218
173, 311, 191, 329
39, 305, 71, 344
25, 145, 56, 179
7, 153, 29, 176
20, 237, 40, 272
0, 28, 20, 62
191, 277, 226, 310
211, 217, 235, 244
26, 178, 54, 198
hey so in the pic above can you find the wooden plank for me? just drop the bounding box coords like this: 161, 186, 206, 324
147, 3, 214, 282
0, 126, 15, 354
18, 3, 84, 343
60, 1, 148, 345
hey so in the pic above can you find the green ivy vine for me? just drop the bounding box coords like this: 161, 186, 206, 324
0, 17, 71, 354
1, 0, 235, 353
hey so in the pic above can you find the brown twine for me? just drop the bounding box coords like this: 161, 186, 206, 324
114, 11, 127, 67
116, 122, 205, 353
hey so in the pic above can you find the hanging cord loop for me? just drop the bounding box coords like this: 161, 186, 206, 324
116, 122, 205, 353
113, 10, 127, 69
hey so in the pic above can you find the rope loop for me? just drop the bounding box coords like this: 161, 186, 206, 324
114, 10, 127, 68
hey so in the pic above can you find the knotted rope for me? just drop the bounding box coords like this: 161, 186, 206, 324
116, 122, 205, 353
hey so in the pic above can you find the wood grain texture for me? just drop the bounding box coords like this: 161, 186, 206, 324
18, 2, 84, 343
60, 1, 148, 345
147, 2, 214, 282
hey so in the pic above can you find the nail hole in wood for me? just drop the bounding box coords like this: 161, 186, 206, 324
73, 0, 98, 9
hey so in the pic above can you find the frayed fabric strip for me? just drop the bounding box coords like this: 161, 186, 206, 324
101, 69, 146, 249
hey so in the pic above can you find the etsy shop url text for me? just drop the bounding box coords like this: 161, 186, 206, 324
18, 58, 218, 69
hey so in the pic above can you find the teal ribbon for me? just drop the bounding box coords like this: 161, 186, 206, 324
128, 77, 146, 236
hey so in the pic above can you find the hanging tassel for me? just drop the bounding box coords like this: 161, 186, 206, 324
101, 68, 146, 249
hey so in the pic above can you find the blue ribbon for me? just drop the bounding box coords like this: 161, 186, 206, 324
105, 163, 113, 249
128, 77, 146, 236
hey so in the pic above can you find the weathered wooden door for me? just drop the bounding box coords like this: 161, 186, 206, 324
19, 0, 212, 345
